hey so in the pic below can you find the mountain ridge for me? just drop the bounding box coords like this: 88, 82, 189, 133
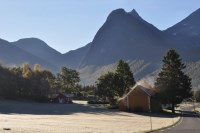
79, 8, 168, 67
0, 38, 57, 71
0, 8, 200, 89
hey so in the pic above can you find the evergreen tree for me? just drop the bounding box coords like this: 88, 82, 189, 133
116, 60, 135, 96
155, 49, 192, 113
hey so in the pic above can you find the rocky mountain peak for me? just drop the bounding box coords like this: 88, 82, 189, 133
129, 9, 141, 19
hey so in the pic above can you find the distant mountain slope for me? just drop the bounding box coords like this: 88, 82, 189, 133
12, 38, 92, 69
79, 60, 160, 85
165, 8, 200, 43
12, 38, 63, 67
63, 43, 91, 68
164, 8, 200, 61
79, 9, 171, 67
0, 39, 57, 71
185, 61, 200, 90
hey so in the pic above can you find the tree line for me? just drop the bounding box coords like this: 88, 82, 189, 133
0, 64, 80, 102
0, 49, 194, 113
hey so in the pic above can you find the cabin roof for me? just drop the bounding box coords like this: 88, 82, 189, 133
126, 81, 156, 97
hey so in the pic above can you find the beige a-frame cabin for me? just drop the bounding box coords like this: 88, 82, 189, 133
118, 81, 160, 112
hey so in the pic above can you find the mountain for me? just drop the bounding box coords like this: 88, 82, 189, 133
164, 8, 200, 61
0, 38, 57, 70
0, 8, 200, 89
75, 8, 200, 88
165, 8, 200, 45
79, 9, 170, 67
63, 43, 91, 68
12, 38, 63, 67
12, 38, 91, 69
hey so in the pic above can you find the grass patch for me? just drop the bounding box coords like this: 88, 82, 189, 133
162, 109, 182, 115
195, 108, 200, 112
72, 100, 88, 104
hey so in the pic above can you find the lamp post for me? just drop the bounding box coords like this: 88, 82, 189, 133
193, 98, 196, 112
148, 96, 152, 130
193, 90, 196, 112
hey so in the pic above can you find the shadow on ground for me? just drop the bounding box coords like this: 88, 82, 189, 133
129, 109, 198, 118
1, 100, 196, 118
0, 100, 114, 115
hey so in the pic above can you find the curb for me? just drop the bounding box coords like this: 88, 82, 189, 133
144, 115, 182, 133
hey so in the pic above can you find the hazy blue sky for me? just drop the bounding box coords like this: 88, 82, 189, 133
0, 0, 200, 53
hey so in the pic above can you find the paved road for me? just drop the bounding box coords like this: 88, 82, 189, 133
155, 105, 200, 133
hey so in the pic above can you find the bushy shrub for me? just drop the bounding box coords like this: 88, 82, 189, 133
194, 91, 200, 102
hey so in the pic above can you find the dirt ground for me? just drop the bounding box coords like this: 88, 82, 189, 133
0, 100, 179, 133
